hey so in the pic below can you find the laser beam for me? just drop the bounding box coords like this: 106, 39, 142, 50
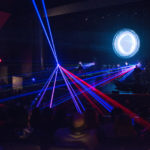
49, 68, 58, 108
32, 0, 58, 64
59, 66, 82, 113
61, 67, 150, 130
36, 66, 58, 107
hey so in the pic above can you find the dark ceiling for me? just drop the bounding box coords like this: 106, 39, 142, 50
0, 0, 86, 14
0, 0, 29, 13
1, 0, 148, 14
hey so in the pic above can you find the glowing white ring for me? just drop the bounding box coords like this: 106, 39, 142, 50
113, 29, 140, 58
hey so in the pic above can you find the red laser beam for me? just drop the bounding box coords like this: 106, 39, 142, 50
65, 71, 104, 115
94, 66, 135, 87
52, 66, 132, 109
61, 66, 150, 130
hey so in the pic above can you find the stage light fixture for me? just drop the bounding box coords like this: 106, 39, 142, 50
113, 29, 140, 58
125, 62, 128, 66
32, 77, 36, 82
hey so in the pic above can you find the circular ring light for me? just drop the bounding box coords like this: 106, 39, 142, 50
113, 29, 140, 58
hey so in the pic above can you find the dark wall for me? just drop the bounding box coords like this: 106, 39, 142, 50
42, 1, 150, 66
0, 8, 42, 77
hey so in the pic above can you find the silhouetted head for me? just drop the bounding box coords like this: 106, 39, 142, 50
72, 113, 85, 129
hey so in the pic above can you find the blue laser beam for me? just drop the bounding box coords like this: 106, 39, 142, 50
62, 68, 113, 112
78, 65, 133, 76
119, 69, 134, 82
94, 66, 135, 87
36, 66, 58, 107
49, 68, 58, 108
59, 66, 82, 113
63, 70, 85, 112
52, 67, 134, 109
30, 66, 58, 108
32, 0, 58, 64
42, 0, 57, 58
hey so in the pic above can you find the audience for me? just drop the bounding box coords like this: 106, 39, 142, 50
54, 113, 99, 150
0, 98, 149, 150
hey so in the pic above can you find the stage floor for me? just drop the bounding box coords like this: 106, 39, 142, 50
98, 82, 133, 94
